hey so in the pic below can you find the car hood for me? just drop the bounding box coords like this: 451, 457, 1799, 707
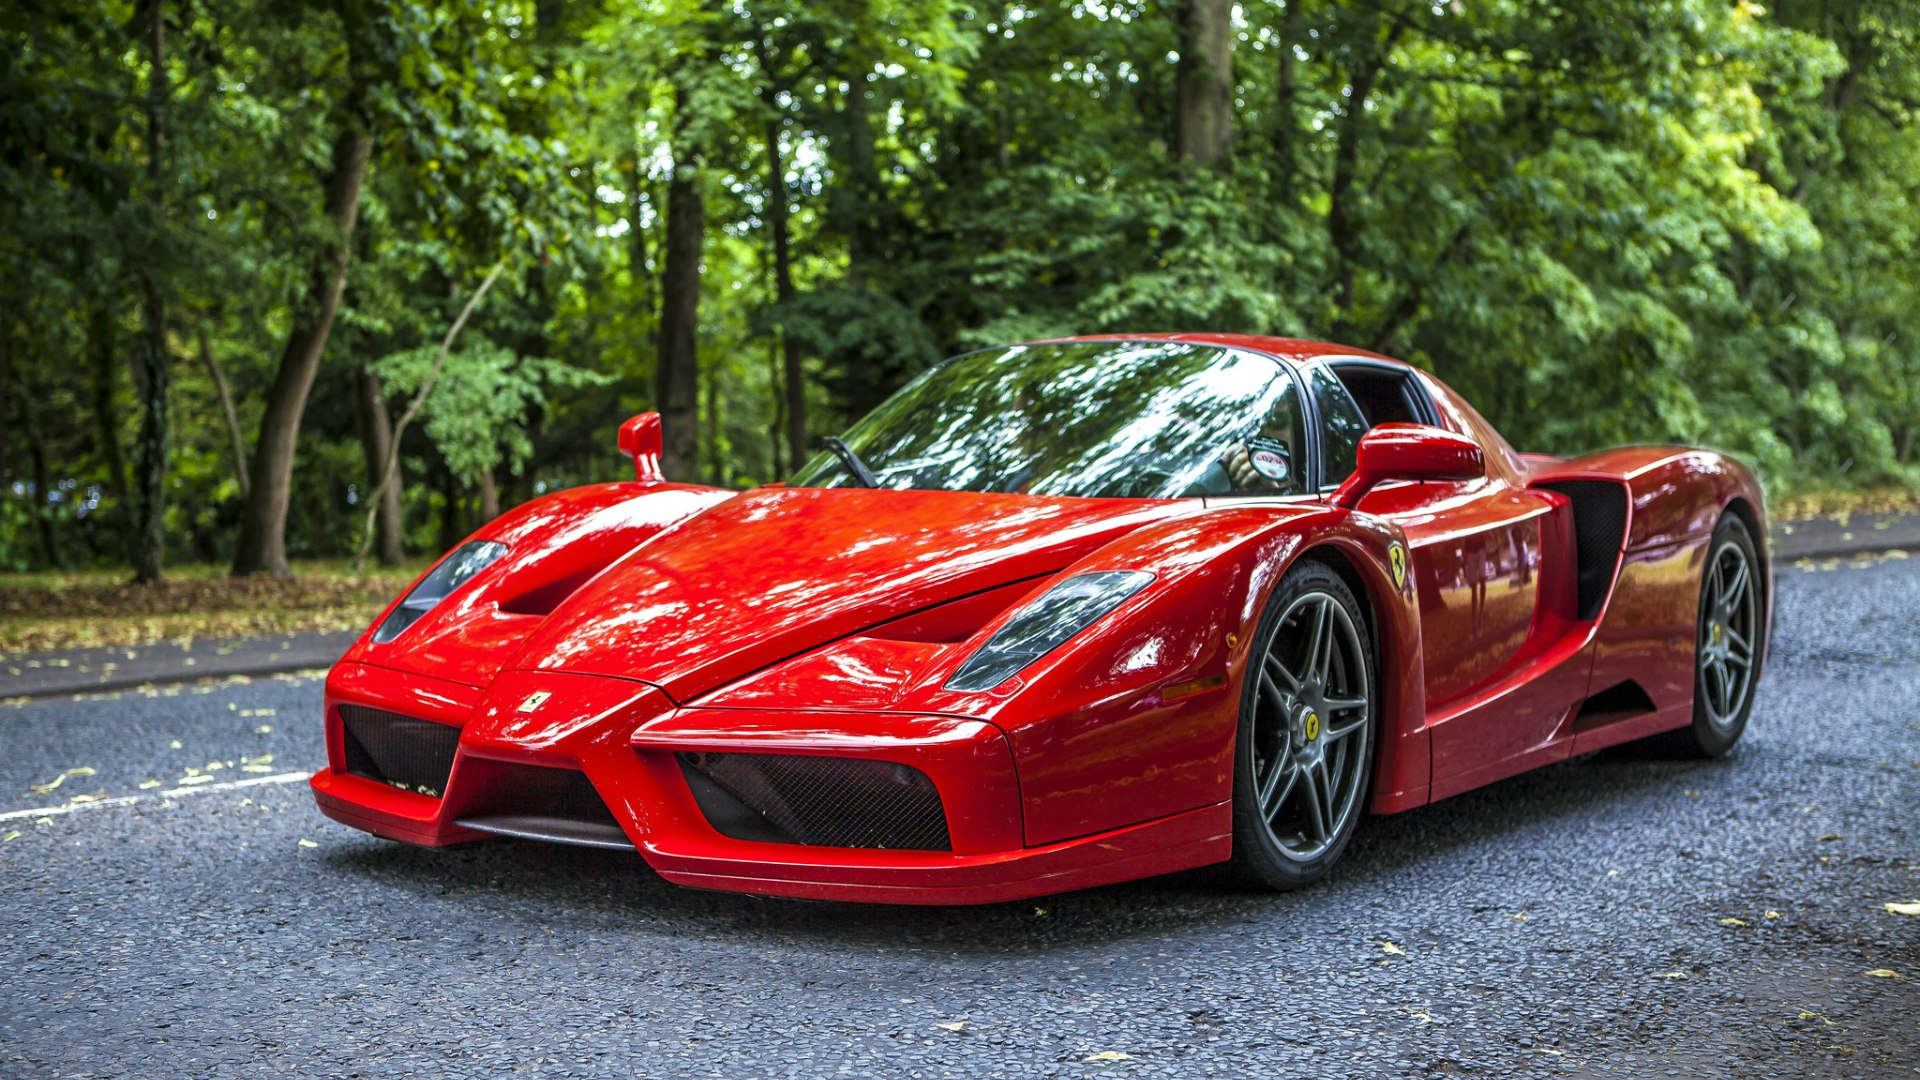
511, 486, 1187, 701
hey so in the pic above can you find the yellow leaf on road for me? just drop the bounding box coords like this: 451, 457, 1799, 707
1720, 917, 1748, 927
2, 830, 20, 842
1654, 972, 1687, 979
1864, 969, 1899, 978
297, 839, 318, 848
29, 767, 96, 794
1884, 901, 1920, 916
1083, 1051, 1135, 1062
176, 775, 215, 786
934, 1020, 971, 1033
1379, 940, 1405, 955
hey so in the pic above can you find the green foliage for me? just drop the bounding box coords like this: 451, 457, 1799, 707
372, 338, 610, 484
3, 0, 1917, 576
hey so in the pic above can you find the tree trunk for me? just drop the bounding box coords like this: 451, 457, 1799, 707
1327, 23, 1402, 336
434, 460, 461, 553
354, 366, 404, 565
194, 317, 249, 499
232, 117, 374, 577
1174, 0, 1234, 168
766, 115, 806, 470
1271, 0, 1302, 196
656, 142, 703, 480
755, 27, 807, 467
87, 297, 131, 527
2, 321, 62, 568
131, 0, 169, 584
475, 467, 500, 522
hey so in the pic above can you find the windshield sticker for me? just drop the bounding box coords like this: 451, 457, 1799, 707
1248, 437, 1291, 482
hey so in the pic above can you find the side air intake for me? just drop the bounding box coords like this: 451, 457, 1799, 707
1538, 480, 1629, 620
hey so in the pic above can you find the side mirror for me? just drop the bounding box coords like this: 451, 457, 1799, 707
1330, 423, 1483, 509
618, 412, 664, 482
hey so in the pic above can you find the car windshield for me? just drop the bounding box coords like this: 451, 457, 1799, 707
787, 340, 1304, 499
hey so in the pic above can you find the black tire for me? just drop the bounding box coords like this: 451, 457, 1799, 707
1228, 559, 1377, 891
1660, 512, 1765, 758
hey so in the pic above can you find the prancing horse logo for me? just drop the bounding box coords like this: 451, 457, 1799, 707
517, 691, 551, 714
1388, 541, 1408, 590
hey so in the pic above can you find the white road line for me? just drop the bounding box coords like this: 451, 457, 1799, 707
0, 770, 310, 822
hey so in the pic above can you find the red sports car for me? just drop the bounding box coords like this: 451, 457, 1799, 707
313, 334, 1770, 903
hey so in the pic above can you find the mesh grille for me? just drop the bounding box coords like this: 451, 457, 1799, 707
1540, 480, 1628, 620
452, 761, 633, 851
338, 705, 460, 797
677, 752, 951, 851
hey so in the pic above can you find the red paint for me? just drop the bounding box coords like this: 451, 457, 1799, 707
1330, 423, 1485, 508
312, 334, 1769, 904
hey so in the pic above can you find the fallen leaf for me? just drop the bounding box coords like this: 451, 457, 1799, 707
2, 830, 20, 842
1033, 907, 1047, 917
242, 765, 276, 774
34, 817, 52, 827
1683, 789, 1700, 797
1884, 901, 1920, 916
1720, 917, 1748, 927
1654, 972, 1687, 979
176, 775, 215, 786
1797, 1010, 1837, 1027
168, 739, 182, 750
1379, 940, 1406, 955
138, 780, 162, 790
1408, 1009, 1432, 1023
29, 767, 96, 795
934, 1020, 971, 1033
1765, 910, 1781, 919
1510, 913, 1529, 921
255, 725, 273, 734
1818, 834, 1843, 842
1863, 969, 1899, 979
1083, 1051, 1135, 1062
297, 839, 318, 848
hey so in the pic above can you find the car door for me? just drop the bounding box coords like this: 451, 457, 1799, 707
1307, 366, 1564, 786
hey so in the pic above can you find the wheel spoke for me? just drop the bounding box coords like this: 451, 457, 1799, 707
1720, 558, 1749, 609
1264, 652, 1301, 695
1323, 695, 1368, 714
1323, 716, 1367, 744
1724, 625, 1752, 658
1260, 761, 1298, 822
1313, 758, 1336, 834
1306, 599, 1332, 685
1259, 671, 1290, 714
1298, 763, 1327, 842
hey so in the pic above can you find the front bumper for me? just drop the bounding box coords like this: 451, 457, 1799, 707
313, 661, 1229, 904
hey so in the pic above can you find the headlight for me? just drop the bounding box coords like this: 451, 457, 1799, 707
945, 570, 1154, 692
371, 540, 509, 643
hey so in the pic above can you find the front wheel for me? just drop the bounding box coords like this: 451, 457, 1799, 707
1228, 560, 1377, 891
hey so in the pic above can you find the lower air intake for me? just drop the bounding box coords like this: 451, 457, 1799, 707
677, 752, 952, 851
338, 705, 460, 797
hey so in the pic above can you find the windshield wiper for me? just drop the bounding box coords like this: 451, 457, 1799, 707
823, 436, 881, 489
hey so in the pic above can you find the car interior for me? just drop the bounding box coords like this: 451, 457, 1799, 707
1327, 363, 1435, 429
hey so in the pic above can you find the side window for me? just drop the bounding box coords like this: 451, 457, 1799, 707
1308, 365, 1369, 488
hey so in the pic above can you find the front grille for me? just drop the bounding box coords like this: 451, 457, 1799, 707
453, 761, 633, 851
338, 705, 460, 797
677, 752, 951, 851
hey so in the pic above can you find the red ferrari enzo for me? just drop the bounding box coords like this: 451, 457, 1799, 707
313, 334, 1770, 903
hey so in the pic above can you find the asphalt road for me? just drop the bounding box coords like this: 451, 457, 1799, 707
2, 557, 1915, 1078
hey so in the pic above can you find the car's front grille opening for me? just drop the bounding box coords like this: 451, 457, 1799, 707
676, 751, 952, 851
338, 705, 461, 797
452, 761, 633, 851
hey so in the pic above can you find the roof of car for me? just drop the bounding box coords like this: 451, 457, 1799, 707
1030, 332, 1401, 366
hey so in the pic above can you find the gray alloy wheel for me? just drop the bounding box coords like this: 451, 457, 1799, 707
1663, 513, 1764, 758
1229, 560, 1376, 890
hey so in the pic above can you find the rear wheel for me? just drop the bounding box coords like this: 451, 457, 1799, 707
1664, 513, 1764, 757
1228, 560, 1376, 891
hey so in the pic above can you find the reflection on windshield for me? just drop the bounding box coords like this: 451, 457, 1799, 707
788, 341, 1304, 499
